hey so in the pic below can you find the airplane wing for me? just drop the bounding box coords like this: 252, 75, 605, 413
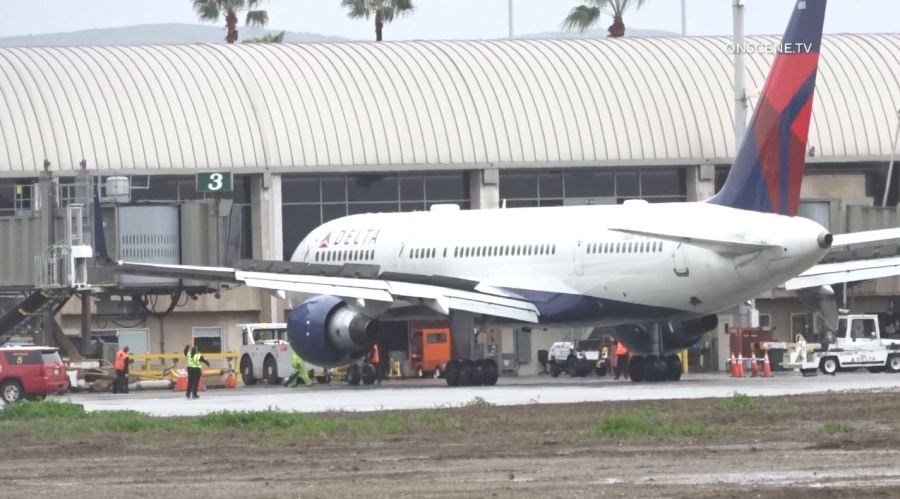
115, 261, 540, 323
608, 227, 779, 255
784, 256, 900, 290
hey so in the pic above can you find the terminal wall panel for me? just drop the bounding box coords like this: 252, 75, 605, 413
117, 206, 179, 287
0, 216, 46, 288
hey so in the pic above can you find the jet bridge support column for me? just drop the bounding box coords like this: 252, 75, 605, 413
686, 164, 716, 202
468, 169, 499, 210
251, 173, 284, 323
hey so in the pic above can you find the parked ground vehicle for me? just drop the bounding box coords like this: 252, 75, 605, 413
774, 314, 900, 375
410, 327, 451, 378
547, 340, 609, 377
0, 346, 68, 403
239, 323, 331, 385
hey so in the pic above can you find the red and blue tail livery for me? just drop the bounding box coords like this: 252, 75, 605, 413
710, 0, 826, 217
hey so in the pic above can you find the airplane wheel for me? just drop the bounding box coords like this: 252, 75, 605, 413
483, 359, 499, 386
347, 364, 361, 386
643, 355, 664, 382
445, 360, 460, 386
665, 354, 682, 381
361, 363, 376, 385
629, 356, 644, 382
471, 360, 486, 386
458, 360, 474, 386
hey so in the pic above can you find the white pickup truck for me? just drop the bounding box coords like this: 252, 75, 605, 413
775, 314, 900, 376
238, 323, 331, 385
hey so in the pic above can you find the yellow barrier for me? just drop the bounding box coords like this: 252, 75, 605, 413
127, 351, 240, 382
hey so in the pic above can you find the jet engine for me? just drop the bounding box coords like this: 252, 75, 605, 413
614, 314, 718, 355
286, 295, 377, 367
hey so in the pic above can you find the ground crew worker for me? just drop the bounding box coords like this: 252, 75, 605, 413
614, 341, 630, 380
284, 352, 312, 387
113, 346, 130, 394
184, 345, 210, 399
369, 343, 382, 384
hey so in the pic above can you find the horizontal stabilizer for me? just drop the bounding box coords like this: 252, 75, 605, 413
784, 256, 900, 290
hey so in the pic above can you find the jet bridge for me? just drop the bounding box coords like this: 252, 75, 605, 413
0, 168, 243, 351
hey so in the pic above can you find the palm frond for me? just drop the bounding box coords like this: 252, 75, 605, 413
341, 0, 372, 19
562, 5, 602, 32
245, 9, 269, 27
193, 0, 221, 22
382, 0, 414, 22
243, 30, 284, 43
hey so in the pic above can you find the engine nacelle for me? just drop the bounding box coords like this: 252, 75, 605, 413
287, 295, 377, 367
615, 314, 718, 355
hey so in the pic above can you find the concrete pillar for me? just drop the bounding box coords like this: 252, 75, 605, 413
686, 164, 716, 202
468, 168, 500, 210
250, 173, 285, 323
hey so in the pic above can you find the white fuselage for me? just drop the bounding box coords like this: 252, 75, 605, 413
290, 202, 829, 326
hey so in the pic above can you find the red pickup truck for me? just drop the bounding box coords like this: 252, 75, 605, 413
0, 347, 68, 403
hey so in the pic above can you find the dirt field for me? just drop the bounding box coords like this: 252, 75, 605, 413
3, 392, 900, 498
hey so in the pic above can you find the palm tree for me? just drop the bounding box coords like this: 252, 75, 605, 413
244, 31, 285, 44
562, 0, 647, 38
193, 0, 270, 44
340, 0, 415, 42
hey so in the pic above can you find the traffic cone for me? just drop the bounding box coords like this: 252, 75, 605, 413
730, 353, 739, 377
750, 352, 759, 377
736, 353, 745, 377
762, 351, 773, 378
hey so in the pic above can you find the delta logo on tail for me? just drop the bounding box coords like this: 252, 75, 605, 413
710, 0, 826, 217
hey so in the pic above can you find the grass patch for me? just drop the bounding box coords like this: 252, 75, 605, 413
822, 421, 854, 434
592, 403, 716, 439
721, 392, 759, 412
1, 401, 464, 440
465, 396, 494, 408
0, 400, 87, 420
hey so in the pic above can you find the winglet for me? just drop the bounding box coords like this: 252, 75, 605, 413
709, 0, 827, 216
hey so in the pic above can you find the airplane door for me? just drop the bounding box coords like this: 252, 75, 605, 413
672, 243, 689, 277
574, 241, 584, 276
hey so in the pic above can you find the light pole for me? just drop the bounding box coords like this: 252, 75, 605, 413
508, 0, 514, 39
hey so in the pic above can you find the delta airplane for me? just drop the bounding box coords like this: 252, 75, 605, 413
119, 0, 900, 384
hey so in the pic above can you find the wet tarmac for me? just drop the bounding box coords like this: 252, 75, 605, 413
62, 370, 900, 416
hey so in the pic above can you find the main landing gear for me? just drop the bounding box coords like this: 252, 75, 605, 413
444, 359, 499, 387
627, 354, 682, 382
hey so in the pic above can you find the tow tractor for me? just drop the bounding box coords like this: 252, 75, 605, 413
239, 323, 332, 385
769, 315, 900, 376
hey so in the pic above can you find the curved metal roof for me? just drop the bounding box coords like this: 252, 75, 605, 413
0, 34, 897, 175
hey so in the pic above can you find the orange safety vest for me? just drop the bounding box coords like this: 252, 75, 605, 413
370, 344, 381, 364
615, 342, 629, 356
114, 351, 128, 371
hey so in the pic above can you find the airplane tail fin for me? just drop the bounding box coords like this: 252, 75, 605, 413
708, 0, 826, 216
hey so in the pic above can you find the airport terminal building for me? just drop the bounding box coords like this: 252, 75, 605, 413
0, 33, 898, 373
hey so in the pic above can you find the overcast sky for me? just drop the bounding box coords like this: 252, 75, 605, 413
0, 0, 896, 40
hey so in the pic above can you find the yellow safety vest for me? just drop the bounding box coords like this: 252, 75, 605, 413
187, 352, 202, 369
